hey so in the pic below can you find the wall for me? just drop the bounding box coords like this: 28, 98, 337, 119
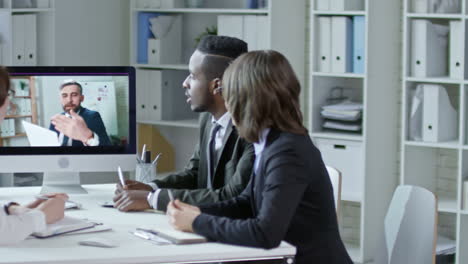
54, 0, 130, 66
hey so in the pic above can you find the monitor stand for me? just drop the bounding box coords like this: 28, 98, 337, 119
40, 172, 87, 194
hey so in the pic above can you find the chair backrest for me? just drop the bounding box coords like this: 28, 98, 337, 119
326, 165, 341, 215
375, 185, 437, 264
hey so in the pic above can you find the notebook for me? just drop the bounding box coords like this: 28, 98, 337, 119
137, 227, 207, 245
33, 216, 96, 238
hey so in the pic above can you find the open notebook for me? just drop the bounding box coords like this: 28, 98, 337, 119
137, 227, 207, 245
33, 216, 96, 238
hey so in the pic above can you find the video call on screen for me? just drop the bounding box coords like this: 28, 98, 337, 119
2, 74, 130, 148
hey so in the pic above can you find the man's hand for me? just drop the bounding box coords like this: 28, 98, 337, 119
113, 190, 152, 212
166, 200, 201, 233
51, 109, 93, 143
37, 198, 66, 224
114, 180, 153, 196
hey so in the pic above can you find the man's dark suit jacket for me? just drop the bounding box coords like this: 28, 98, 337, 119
49, 107, 111, 146
153, 113, 254, 211
192, 129, 353, 264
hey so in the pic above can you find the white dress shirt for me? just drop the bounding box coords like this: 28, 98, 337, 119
147, 112, 232, 210
0, 207, 46, 245
58, 111, 100, 146
253, 128, 271, 173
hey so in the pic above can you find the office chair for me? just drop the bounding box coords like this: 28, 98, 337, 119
374, 185, 437, 264
326, 165, 342, 217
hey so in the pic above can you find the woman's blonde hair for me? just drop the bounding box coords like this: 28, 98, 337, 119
223, 50, 307, 142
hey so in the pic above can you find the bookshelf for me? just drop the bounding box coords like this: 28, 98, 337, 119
0, 0, 55, 66
400, 0, 468, 262
130, 0, 306, 171
309, 0, 401, 262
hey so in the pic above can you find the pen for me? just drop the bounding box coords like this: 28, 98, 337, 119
168, 190, 174, 202
141, 144, 146, 161
118, 166, 126, 187
151, 153, 162, 165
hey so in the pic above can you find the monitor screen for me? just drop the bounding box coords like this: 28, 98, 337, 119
3, 66, 136, 154
0, 66, 137, 193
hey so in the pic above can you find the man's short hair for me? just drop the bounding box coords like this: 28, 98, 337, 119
196, 35, 248, 59
60, 80, 83, 94
196, 35, 248, 81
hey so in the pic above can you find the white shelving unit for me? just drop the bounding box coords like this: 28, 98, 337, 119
0, 0, 55, 66
400, 0, 468, 263
309, 0, 401, 262
130, 0, 306, 171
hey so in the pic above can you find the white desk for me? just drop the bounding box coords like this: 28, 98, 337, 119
0, 184, 296, 264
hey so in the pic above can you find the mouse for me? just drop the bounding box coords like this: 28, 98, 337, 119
78, 237, 118, 248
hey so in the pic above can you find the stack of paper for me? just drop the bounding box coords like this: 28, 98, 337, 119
436, 235, 456, 256
321, 100, 363, 132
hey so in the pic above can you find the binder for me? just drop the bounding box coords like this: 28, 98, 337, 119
318, 16, 331, 72
24, 14, 37, 66
331, 16, 353, 73
352, 16, 365, 74
217, 15, 244, 40
12, 15, 26, 66
243, 15, 258, 50
412, 0, 431, 13
148, 71, 162, 121
411, 19, 448, 77
147, 15, 182, 64
449, 20, 462, 79
316, 0, 329, 10
422, 84, 457, 142
137, 12, 159, 64
136, 69, 150, 121
330, 0, 364, 11
256, 15, 270, 50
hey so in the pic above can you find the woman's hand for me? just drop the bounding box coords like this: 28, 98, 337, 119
166, 200, 201, 233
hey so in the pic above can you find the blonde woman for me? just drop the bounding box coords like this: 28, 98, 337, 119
0, 66, 67, 245
167, 51, 352, 264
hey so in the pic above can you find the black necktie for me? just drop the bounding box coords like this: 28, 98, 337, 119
208, 123, 222, 188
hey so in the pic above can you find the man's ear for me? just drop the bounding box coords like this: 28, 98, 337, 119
211, 78, 222, 95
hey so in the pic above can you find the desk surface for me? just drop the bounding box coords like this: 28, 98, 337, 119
0, 184, 295, 264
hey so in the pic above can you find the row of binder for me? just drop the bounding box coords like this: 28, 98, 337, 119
316, 0, 364, 11
411, 19, 464, 79
317, 16, 365, 74
10, 98, 32, 116
0, 119, 16, 137
217, 15, 269, 52
136, 69, 196, 122
12, 14, 37, 66
408, 84, 457, 142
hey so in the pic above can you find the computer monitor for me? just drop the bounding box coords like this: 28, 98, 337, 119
1, 66, 136, 194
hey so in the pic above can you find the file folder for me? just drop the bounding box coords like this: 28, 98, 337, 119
147, 15, 182, 64
12, 15, 26, 66
411, 19, 448, 77
137, 12, 159, 64
330, 0, 364, 11
449, 20, 462, 79
318, 16, 331, 72
256, 15, 270, 50
352, 16, 365, 74
422, 84, 457, 142
24, 14, 37, 66
331, 16, 353, 73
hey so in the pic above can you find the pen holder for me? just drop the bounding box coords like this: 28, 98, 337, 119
135, 163, 157, 183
